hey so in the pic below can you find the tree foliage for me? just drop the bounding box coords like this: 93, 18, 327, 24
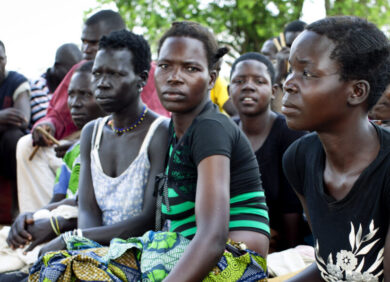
95, 0, 304, 56
94, 0, 390, 58
325, 0, 390, 29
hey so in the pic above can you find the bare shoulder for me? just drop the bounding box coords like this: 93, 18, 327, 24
80, 119, 100, 152
148, 117, 170, 159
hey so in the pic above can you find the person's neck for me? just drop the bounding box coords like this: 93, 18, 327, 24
172, 99, 209, 139
240, 108, 276, 136
318, 115, 379, 172
111, 99, 145, 129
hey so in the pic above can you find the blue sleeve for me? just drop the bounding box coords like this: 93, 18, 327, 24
53, 164, 71, 195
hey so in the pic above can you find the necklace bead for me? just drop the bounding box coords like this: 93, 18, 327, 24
108, 106, 148, 135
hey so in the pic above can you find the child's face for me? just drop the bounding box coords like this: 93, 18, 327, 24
155, 36, 215, 114
68, 72, 104, 129
282, 30, 351, 132
230, 60, 273, 116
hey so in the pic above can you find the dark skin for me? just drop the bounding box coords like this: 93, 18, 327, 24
369, 84, 390, 121
282, 30, 389, 281
0, 46, 30, 132
260, 39, 285, 113
7, 71, 105, 253
260, 39, 278, 63
155, 36, 269, 281
32, 21, 114, 147
274, 31, 303, 86
229, 59, 303, 250
40, 48, 169, 254
46, 44, 82, 94
222, 97, 237, 116
44, 44, 83, 157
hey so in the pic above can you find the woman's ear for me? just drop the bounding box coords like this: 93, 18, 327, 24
138, 70, 149, 88
348, 80, 370, 106
208, 70, 217, 91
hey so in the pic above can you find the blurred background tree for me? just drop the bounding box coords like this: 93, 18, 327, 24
95, 0, 304, 57
325, 0, 390, 28
95, 0, 390, 58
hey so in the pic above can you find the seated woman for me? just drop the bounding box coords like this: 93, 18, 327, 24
29, 23, 269, 281
149, 21, 270, 281
282, 16, 390, 281
229, 52, 307, 252
36, 29, 169, 254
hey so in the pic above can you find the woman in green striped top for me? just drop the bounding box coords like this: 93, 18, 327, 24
154, 21, 270, 281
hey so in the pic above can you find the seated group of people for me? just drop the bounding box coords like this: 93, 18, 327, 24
0, 9, 389, 282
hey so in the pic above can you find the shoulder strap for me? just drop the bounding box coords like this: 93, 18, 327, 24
139, 116, 167, 154
91, 116, 110, 172
92, 116, 110, 150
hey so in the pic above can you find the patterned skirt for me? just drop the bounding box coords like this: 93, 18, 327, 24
29, 231, 268, 282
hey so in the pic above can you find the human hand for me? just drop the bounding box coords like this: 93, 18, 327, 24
54, 140, 76, 158
0, 108, 27, 128
38, 236, 66, 257
6, 212, 34, 249
24, 218, 57, 253
32, 122, 56, 146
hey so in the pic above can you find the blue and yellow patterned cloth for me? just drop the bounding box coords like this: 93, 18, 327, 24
29, 231, 267, 281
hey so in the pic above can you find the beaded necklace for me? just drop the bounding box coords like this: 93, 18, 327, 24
108, 106, 148, 135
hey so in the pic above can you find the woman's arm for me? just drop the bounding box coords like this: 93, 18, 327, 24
77, 121, 102, 228
80, 122, 169, 244
282, 212, 304, 248
164, 155, 230, 282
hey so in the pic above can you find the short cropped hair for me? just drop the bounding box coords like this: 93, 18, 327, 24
307, 16, 390, 109
158, 21, 228, 70
85, 10, 126, 31
98, 29, 151, 75
75, 60, 94, 73
284, 20, 307, 33
230, 52, 275, 84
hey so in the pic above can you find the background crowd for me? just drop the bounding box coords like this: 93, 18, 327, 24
0, 4, 389, 282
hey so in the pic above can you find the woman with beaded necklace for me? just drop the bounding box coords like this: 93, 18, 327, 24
30, 24, 269, 281
37, 29, 169, 254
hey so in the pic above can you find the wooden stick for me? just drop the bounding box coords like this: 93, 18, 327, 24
36, 127, 60, 145
280, 32, 286, 48
29, 146, 40, 161
273, 37, 282, 52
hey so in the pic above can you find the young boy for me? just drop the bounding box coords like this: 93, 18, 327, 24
282, 16, 390, 281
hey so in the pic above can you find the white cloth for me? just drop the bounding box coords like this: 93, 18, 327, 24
16, 134, 62, 213
33, 205, 78, 220
267, 245, 315, 277
0, 226, 40, 273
